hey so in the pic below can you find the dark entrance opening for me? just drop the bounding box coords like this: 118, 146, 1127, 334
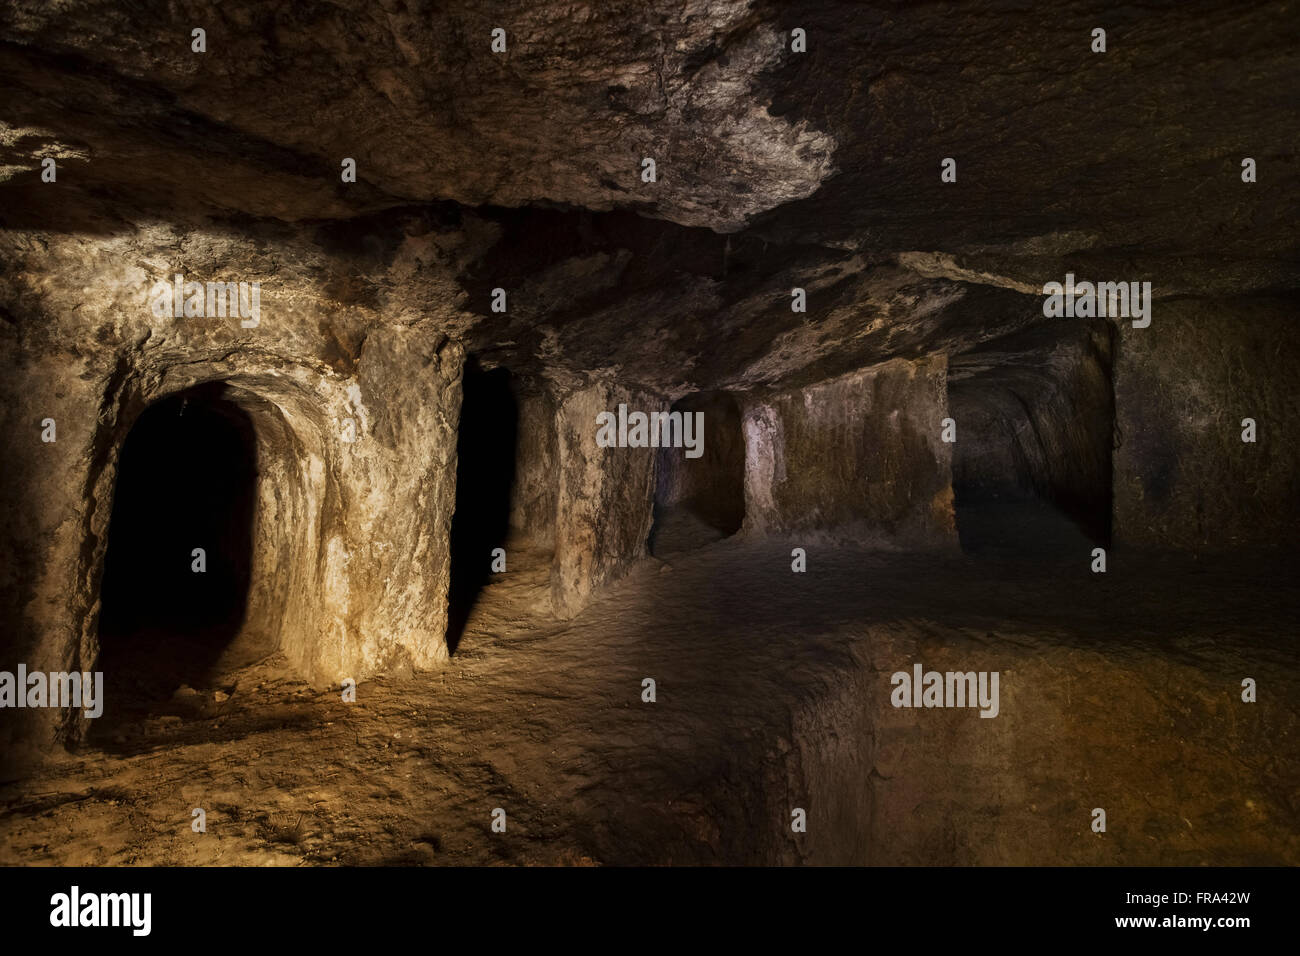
446, 359, 518, 653
647, 391, 745, 557
96, 383, 259, 711
948, 322, 1114, 558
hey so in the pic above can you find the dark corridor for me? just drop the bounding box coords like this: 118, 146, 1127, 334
446, 360, 518, 653
96, 383, 259, 712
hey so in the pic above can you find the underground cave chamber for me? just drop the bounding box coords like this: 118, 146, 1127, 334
0, 0, 1296, 869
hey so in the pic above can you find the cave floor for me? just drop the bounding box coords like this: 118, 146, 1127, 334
2, 519, 1297, 866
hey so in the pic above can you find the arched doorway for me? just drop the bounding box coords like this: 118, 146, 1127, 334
96, 382, 264, 711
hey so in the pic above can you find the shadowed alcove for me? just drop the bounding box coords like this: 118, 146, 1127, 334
648, 391, 746, 556
96, 383, 263, 709
447, 359, 519, 652
947, 322, 1115, 557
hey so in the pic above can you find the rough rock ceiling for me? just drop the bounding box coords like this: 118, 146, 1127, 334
0, 0, 835, 227
1, 0, 1297, 391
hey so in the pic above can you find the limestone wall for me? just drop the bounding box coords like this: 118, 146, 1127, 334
508, 385, 559, 548
740, 356, 957, 549
1112, 297, 1300, 551
0, 227, 466, 766
549, 381, 659, 619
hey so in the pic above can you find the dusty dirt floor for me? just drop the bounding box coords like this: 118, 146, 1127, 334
2, 505, 1297, 866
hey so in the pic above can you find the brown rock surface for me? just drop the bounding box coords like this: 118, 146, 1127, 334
0, 0, 1295, 864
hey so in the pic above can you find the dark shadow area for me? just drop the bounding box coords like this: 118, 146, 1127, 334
948, 322, 1114, 557
447, 359, 518, 653
949, 489, 1097, 559
94, 383, 258, 724
648, 392, 745, 557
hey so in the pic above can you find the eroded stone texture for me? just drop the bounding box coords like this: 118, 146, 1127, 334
0, 222, 467, 764
741, 356, 956, 548
508, 385, 560, 549
1113, 298, 1300, 552
0, 353, 106, 770
3, 538, 1296, 865
0, 0, 834, 230
0, 0, 1295, 855
550, 381, 659, 618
